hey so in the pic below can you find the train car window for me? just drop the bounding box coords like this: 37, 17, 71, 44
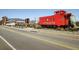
46, 18, 49, 22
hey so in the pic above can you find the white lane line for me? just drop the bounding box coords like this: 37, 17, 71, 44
0, 36, 16, 50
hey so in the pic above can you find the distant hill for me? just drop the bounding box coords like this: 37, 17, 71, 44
8, 18, 24, 21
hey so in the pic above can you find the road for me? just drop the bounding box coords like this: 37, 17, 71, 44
0, 26, 79, 50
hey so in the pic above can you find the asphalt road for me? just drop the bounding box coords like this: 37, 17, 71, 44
0, 26, 79, 50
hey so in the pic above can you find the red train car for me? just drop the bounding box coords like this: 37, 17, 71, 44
38, 10, 71, 28
38, 15, 54, 25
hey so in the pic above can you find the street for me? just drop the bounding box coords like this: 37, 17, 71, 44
0, 26, 79, 50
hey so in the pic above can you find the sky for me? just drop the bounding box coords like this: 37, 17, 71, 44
0, 9, 79, 21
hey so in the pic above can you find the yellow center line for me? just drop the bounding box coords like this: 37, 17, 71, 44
40, 30, 79, 40
2, 27, 79, 50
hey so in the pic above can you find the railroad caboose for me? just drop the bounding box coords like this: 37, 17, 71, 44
38, 10, 76, 29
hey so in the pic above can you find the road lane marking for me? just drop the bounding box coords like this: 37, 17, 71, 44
0, 36, 16, 50
39, 30, 79, 40
3, 27, 79, 50
2, 27, 79, 49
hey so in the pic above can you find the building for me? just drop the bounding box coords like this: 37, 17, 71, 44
0, 16, 30, 28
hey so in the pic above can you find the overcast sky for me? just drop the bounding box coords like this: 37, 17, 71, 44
0, 9, 79, 21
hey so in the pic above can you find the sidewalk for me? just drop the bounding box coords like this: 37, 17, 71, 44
4, 26, 38, 32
